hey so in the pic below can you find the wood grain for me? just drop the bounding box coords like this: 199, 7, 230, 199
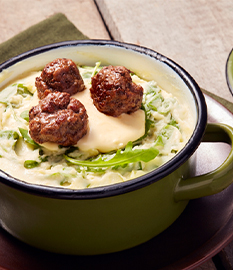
96, 0, 233, 100
0, 0, 110, 42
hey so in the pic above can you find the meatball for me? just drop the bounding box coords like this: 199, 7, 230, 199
90, 66, 143, 117
35, 58, 85, 99
29, 92, 88, 146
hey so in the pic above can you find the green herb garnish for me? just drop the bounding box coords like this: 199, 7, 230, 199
24, 160, 40, 169
133, 105, 154, 145
24, 155, 48, 169
18, 128, 39, 148
91, 61, 101, 77
0, 85, 17, 104
15, 83, 33, 97
20, 110, 29, 122
154, 124, 177, 146
168, 117, 179, 129
64, 141, 159, 168
0, 130, 19, 140
148, 93, 164, 111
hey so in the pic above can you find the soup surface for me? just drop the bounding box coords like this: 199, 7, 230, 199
0, 63, 195, 189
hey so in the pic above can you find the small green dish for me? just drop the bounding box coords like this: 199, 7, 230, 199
226, 48, 233, 95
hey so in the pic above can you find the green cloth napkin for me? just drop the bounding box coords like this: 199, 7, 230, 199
0, 13, 88, 64
0, 13, 232, 114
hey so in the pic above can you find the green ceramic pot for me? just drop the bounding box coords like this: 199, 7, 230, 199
0, 41, 233, 255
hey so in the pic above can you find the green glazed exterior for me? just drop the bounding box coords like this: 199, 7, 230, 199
0, 163, 190, 255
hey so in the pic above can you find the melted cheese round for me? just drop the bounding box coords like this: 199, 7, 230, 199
74, 88, 145, 153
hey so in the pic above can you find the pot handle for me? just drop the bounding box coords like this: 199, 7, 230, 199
174, 123, 233, 201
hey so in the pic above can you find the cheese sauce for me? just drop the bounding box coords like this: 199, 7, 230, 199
0, 65, 195, 189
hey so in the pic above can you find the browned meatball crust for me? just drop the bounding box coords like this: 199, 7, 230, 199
29, 92, 88, 146
35, 58, 85, 99
90, 66, 143, 117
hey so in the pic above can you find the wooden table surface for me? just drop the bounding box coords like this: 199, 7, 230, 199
1, 0, 233, 269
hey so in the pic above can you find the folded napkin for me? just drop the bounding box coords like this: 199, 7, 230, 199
0, 13, 232, 114
0, 13, 88, 64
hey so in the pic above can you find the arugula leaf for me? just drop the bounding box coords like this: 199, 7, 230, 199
160, 125, 175, 139
20, 110, 29, 122
64, 141, 159, 168
154, 125, 176, 146
24, 160, 40, 169
15, 83, 33, 97
0, 130, 19, 140
155, 135, 164, 147
0, 130, 20, 151
168, 117, 179, 129
18, 128, 39, 147
133, 112, 154, 145
24, 155, 48, 169
158, 100, 172, 115
0, 84, 17, 104
148, 93, 164, 111
145, 81, 159, 94
0, 83, 32, 106
91, 61, 101, 77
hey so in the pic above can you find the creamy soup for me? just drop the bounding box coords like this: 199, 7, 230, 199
0, 63, 195, 189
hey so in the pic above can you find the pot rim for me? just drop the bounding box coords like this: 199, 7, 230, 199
0, 40, 207, 199
226, 47, 233, 96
